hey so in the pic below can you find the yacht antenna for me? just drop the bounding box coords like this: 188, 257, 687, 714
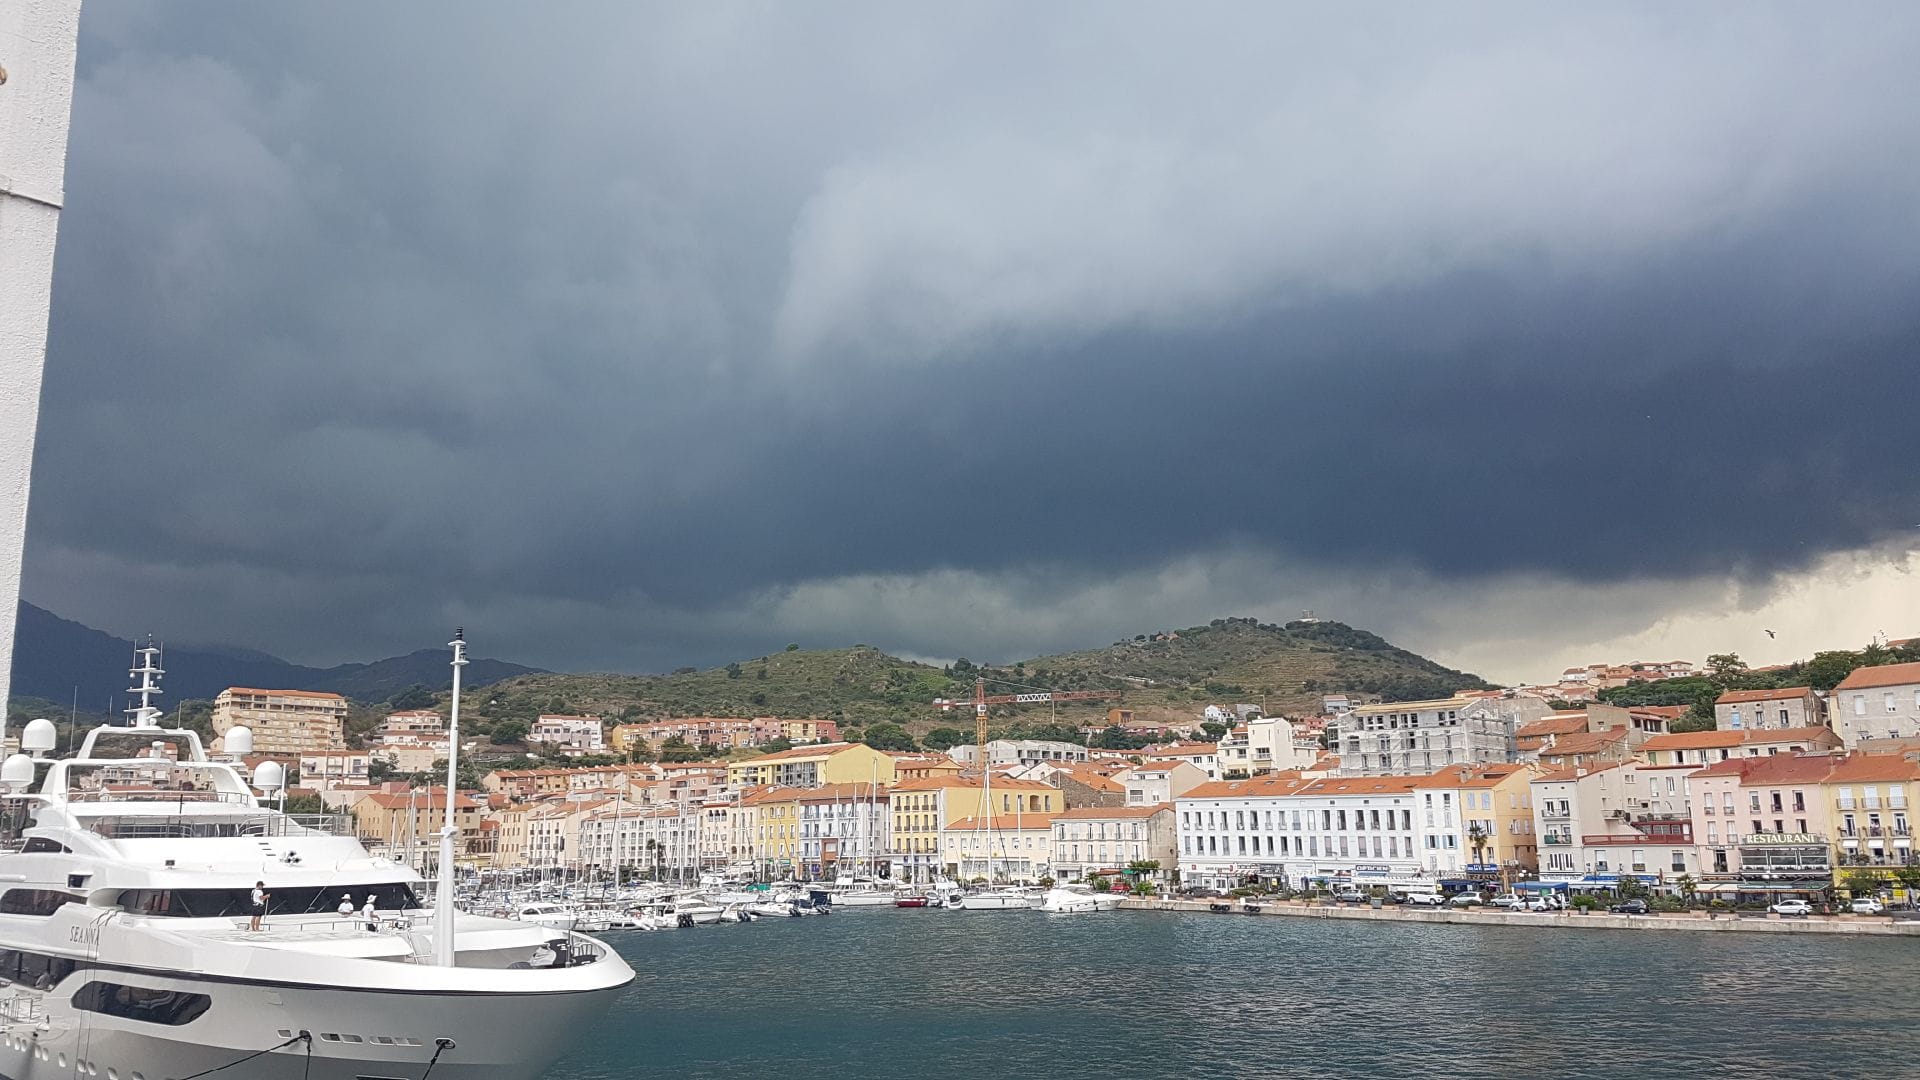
433, 628, 468, 967
126, 637, 165, 729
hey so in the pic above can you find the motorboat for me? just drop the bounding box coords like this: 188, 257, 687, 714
956, 886, 1040, 911
1037, 885, 1122, 913
893, 895, 930, 908
0, 642, 633, 1080
510, 902, 580, 931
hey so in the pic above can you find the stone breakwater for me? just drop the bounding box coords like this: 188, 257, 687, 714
1118, 897, 1920, 935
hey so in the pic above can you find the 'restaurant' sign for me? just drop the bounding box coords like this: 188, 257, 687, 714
1743, 833, 1824, 845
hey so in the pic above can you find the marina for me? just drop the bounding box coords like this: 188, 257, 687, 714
549, 906, 1920, 1079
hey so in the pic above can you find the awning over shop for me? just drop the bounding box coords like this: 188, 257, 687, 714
1697, 880, 1829, 894
1514, 881, 1566, 892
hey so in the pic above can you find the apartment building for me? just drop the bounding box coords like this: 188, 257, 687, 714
1533, 762, 1698, 887
1335, 694, 1551, 776
1050, 806, 1176, 885
212, 687, 349, 754
1832, 662, 1920, 748
531, 714, 605, 756
1714, 687, 1825, 731
1639, 726, 1841, 767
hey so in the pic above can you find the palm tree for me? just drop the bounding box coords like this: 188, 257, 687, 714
1676, 873, 1697, 909
1466, 822, 1489, 870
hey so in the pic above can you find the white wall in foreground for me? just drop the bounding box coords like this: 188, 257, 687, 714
0, 0, 83, 716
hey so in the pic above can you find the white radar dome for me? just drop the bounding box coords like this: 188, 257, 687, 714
0, 754, 34, 787
21, 719, 57, 756
223, 726, 254, 755
252, 760, 286, 792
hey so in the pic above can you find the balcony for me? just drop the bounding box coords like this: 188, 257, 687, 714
1542, 834, 1572, 846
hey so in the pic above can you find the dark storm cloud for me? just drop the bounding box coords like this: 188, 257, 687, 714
24, 2, 1920, 672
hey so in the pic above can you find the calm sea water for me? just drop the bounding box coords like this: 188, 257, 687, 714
548, 909, 1917, 1079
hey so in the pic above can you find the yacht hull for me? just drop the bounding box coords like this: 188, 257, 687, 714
0, 970, 627, 1080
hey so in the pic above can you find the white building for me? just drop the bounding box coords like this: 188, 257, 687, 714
1050, 806, 1176, 885
1118, 760, 1209, 806
0, 0, 81, 720
1142, 742, 1221, 781
948, 739, 1089, 768
579, 802, 700, 881
1335, 694, 1551, 776
532, 714, 606, 756
1714, 687, 1824, 732
1217, 716, 1316, 777
1832, 662, 1920, 749
796, 785, 891, 879
1531, 762, 1698, 889
1174, 775, 1431, 891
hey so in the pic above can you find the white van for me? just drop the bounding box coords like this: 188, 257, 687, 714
1402, 886, 1445, 906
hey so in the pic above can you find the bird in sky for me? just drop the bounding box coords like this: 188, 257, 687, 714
1764, 629, 1776, 639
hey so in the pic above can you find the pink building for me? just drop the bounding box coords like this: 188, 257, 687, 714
1689, 752, 1840, 878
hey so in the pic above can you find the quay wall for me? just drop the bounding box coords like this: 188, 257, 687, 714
1117, 898, 1920, 936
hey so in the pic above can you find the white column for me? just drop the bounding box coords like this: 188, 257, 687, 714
0, 0, 82, 718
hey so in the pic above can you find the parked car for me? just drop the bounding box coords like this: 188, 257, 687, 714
1331, 888, 1368, 904
1447, 892, 1484, 907
1608, 898, 1650, 915
1404, 891, 1446, 907
1488, 893, 1525, 909
1850, 897, 1885, 915
1522, 895, 1560, 912
1769, 899, 1814, 916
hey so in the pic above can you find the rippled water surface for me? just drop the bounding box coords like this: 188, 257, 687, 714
547, 909, 1917, 1079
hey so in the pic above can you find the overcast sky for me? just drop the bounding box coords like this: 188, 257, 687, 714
24, 2, 1920, 684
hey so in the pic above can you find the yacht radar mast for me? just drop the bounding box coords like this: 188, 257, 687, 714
125, 637, 165, 728
433, 628, 468, 967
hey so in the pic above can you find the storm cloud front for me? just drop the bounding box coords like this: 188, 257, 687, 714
26, 3, 1920, 680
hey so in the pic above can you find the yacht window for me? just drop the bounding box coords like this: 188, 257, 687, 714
118, 883, 421, 918
0, 890, 82, 917
72, 981, 212, 1026
0, 949, 77, 990
21, 838, 69, 853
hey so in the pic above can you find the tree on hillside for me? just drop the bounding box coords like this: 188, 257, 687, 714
860, 723, 918, 751
389, 684, 437, 711
761, 736, 793, 754
1802, 650, 1864, 692
491, 719, 529, 744
923, 727, 967, 751
726, 662, 743, 680
1705, 653, 1749, 688
1669, 713, 1717, 734
658, 735, 702, 762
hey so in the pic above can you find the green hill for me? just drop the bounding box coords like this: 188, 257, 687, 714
454, 618, 1492, 740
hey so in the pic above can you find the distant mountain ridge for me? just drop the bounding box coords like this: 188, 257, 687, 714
461, 616, 1494, 732
9, 602, 543, 708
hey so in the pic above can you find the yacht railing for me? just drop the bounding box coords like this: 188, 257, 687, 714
88, 813, 355, 840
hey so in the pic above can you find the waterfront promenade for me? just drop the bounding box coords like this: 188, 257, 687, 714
1120, 896, 1920, 935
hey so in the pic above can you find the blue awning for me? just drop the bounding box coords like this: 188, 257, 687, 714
1514, 881, 1565, 892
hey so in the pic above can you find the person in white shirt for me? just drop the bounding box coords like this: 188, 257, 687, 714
362, 894, 378, 932
338, 893, 355, 918
249, 882, 269, 931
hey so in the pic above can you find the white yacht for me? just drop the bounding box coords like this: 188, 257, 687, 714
955, 886, 1040, 911
0, 643, 633, 1080
1036, 885, 1122, 913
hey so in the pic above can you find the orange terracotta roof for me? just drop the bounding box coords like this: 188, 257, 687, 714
1716, 687, 1813, 704
1824, 752, 1920, 783
1641, 730, 1743, 751
1539, 729, 1629, 756
1053, 806, 1172, 820
1835, 662, 1920, 691
735, 742, 862, 763
222, 687, 347, 700
1517, 716, 1590, 739
946, 813, 1059, 832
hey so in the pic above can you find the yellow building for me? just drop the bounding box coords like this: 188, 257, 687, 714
1412, 764, 1542, 874
941, 815, 1057, 882
727, 741, 897, 790
212, 687, 349, 754
1820, 752, 1920, 898
741, 786, 806, 876
889, 775, 1063, 883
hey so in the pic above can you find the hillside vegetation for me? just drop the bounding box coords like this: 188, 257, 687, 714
454, 618, 1493, 741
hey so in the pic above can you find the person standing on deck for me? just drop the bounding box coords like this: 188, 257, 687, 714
250, 882, 269, 931
338, 892, 355, 918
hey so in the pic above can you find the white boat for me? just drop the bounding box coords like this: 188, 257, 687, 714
956, 887, 1040, 911
827, 889, 900, 907
1037, 886, 1122, 913
510, 902, 580, 931
0, 642, 633, 1080
745, 899, 802, 918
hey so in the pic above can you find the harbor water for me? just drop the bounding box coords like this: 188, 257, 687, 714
547, 907, 1919, 1078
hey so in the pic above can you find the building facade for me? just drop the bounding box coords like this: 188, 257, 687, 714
212, 687, 350, 754
1050, 806, 1176, 885
1832, 662, 1920, 749
1714, 687, 1824, 731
